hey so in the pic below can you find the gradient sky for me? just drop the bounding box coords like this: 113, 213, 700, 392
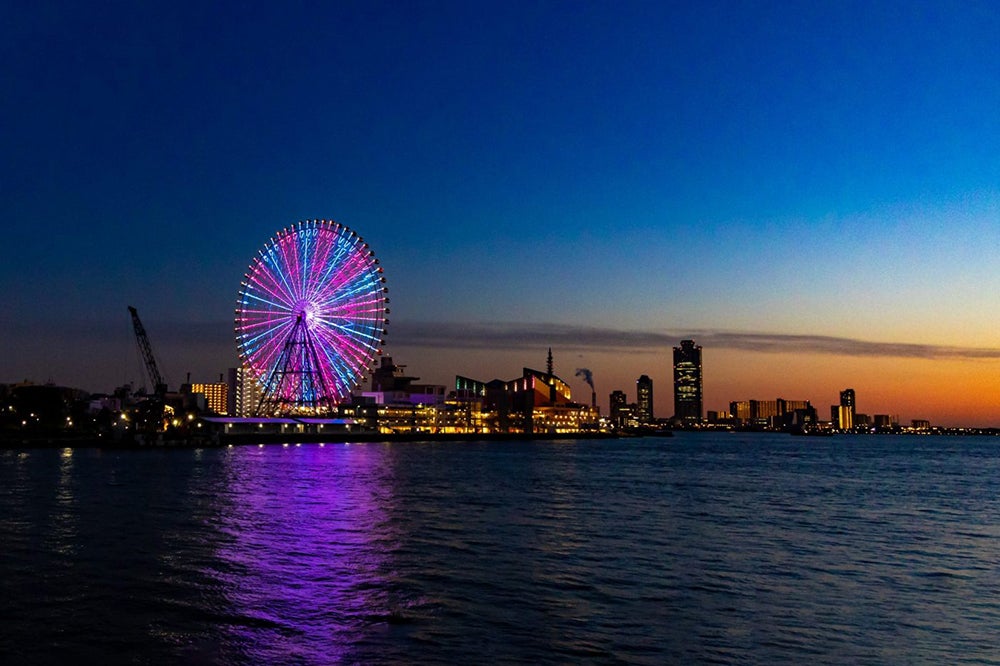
2, 1, 998, 426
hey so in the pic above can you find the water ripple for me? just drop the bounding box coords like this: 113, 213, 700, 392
2, 435, 1000, 663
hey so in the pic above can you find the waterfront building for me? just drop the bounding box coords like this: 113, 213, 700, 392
840, 388, 856, 424
872, 414, 899, 430
363, 357, 448, 422
834, 404, 854, 431
707, 410, 733, 423
781, 399, 810, 413
752, 400, 780, 420
636, 375, 653, 424
730, 400, 751, 422
372, 356, 420, 392
673, 340, 703, 421
609, 390, 627, 422
191, 382, 228, 415
226, 368, 238, 416
451, 353, 598, 434
730, 398, 813, 428
227, 366, 263, 417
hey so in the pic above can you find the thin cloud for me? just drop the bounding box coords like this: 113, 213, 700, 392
390, 321, 1000, 361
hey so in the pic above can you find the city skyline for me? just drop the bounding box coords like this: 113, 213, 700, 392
2, 2, 998, 427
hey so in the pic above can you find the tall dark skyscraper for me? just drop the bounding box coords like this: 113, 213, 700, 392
636, 375, 653, 424
673, 339, 703, 421
609, 390, 627, 422
839, 388, 856, 416
837, 388, 856, 430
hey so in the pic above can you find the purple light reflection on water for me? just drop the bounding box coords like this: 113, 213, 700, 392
210, 443, 413, 664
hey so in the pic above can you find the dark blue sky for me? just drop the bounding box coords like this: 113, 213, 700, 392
2, 1, 998, 423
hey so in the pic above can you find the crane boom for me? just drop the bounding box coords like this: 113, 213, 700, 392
128, 306, 167, 396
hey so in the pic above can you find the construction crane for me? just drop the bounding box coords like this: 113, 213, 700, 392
128, 306, 168, 396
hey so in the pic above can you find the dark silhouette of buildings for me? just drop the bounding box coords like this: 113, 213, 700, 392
609, 390, 627, 422
673, 339, 703, 421
372, 356, 420, 392
840, 388, 856, 414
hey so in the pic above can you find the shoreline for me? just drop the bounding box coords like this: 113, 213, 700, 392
0, 430, 622, 450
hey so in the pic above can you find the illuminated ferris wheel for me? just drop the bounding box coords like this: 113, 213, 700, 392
235, 220, 388, 415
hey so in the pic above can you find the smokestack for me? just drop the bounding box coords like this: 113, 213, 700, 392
575, 368, 597, 409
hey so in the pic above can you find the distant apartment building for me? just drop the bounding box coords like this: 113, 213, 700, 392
782, 400, 810, 412
731, 398, 814, 427
873, 414, 897, 429
673, 339, 703, 421
839, 388, 856, 423
833, 404, 854, 430
706, 410, 733, 423
609, 390, 627, 423
752, 400, 780, 420
730, 400, 751, 422
191, 382, 228, 415
227, 366, 263, 417
636, 375, 653, 424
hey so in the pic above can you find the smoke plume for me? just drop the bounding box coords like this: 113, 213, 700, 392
575, 367, 595, 390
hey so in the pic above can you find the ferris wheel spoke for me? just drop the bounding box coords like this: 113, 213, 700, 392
318, 274, 382, 311
248, 269, 296, 312
314, 322, 367, 365
239, 291, 294, 314
315, 248, 369, 299
271, 234, 302, 303
242, 324, 294, 353
311, 326, 378, 381
304, 223, 339, 296
272, 233, 305, 303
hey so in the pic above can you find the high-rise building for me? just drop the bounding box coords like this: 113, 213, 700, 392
228, 366, 264, 416
839, 388, 856, 419
609, 390, 627, 421
673, 339, 703, 421
836, 405, 854, 430
636, 375, 653, 424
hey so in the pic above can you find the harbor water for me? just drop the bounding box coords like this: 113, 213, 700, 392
2, 433, 999, 664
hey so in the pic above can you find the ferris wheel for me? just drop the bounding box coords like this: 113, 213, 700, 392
235, 220, 388, 415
